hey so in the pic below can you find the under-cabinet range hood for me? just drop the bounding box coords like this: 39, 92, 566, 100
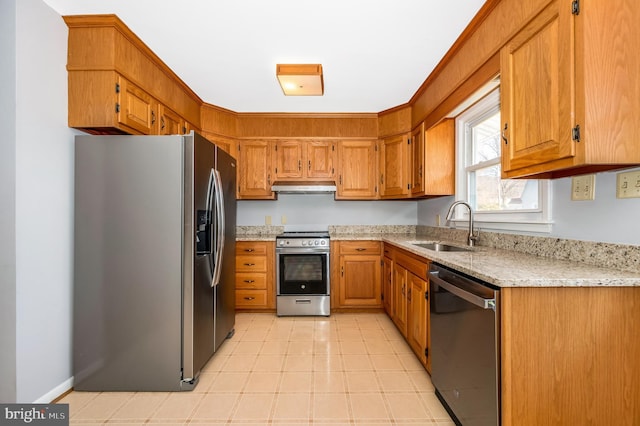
271, 182, 336, 194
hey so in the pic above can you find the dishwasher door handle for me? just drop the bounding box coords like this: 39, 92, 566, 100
430, 272, 496, 310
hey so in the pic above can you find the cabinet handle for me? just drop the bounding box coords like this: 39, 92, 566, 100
244, 263, 255, 266
244, 248, 255, 252
408, 287, 412, 301
151, 110, 156, 125
244, 297, 255, 301
380, 173, 384, 184
341, 266, 344, 277
161, 116, 165, 130
502, 122, 508, 145
298, 159, 302, 171
243, 280, 255, 283
339, 175, 342, 185
401, 284, 405, 296
419, 165, 423, 178
267, 174, 271, 185
308, 160, 311, 170
355, 248, 366, 252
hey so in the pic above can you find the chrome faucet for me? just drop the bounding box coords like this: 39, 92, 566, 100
445, 201, 478, 247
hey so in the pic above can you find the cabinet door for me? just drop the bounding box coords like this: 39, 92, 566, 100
307, 141, 335, 180
200, 132, 236, 158
424, 119, 455, 195
336, 140, 378, 199
273, 140, 304, 180
501, 0, 576, 175
380, 134, 410, 198
392, 264, 408, 337
158, 104, 184, 135
382, 255, 393, 316
407, 273, 428, 368
339, 254, 382, 307
117, 76, 158, 134
411, 124, 425, 196
237, 140, 275, 199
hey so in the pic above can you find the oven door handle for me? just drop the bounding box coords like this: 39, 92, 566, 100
429, 272, 496, 310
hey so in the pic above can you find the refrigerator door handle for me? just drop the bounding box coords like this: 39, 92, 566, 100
205, 168, 216, 280
211, 169, 225, 287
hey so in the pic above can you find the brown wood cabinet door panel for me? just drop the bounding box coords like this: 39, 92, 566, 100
235, 241, 269, 256
307, 141, 335, 179
411, 124, 425, 196
380, 134, 410, 198
235, 255, 267, 272
392, 265, 408, 337
339, 254, 382, 307
237, 140, 275, 199
424, 119, 455, 195
336, 140, 378, 199
235, 273, 267, 290
407, 274, 428, 367
382, 255, 393, 316
501, 0, 576, 174
117, 76, 157, 134
338, 240, 381, 255
273, 140, 304, 179
158, 104, 184, 135
236, 290, 268, 308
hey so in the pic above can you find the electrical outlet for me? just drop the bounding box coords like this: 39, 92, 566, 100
616, 170, 640, 199
265, 215, 272, 225
435, 214, 441, 226
571, 174, 595, 201
281, 215, 287, 224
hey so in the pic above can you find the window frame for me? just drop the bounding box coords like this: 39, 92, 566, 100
453, 87, 553, 233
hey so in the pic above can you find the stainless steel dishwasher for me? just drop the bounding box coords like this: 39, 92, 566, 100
429, 263, 500, 426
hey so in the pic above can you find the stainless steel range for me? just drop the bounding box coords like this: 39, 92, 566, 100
276, 231, 330, 316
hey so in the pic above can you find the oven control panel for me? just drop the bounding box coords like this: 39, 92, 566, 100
277, 238, 330, 248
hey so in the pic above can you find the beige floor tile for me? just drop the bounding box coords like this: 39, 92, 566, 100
313, 340, 340, 355
72, 392, 133, 420
283, 355, 313, 371
313, 354, 343, 372
266, 328, 292, 341
313, 371, 346, 393
150, 392, 204, 420
342, 354, 373, 371
243, 372, 280, 393
272, 393, 311, 420
201, 354, 229, 373
253, 354, 285, 372
190, 393, 239, 421
409, 371, 435, 392
242, 329, 270, 341
287, 340, 314, 355
377, 371, 415, 392
279, 371, 313, 392
349, 392, 390, 421
340, 340, 367, 354
398, 353, 426, 371
110, 392, 168, 420
360, 329, 389, 342
364, 339, 395, 354
231, 393, 275, 420
420, 392, 453, 420
214, 339, 238, 356
193, 372, 217, 391
260, 339, 289, 354
370, 353, 405, 371
232, 340, 264, 355
312, 393, 350, 420
345, 371, 379, 392
223, 354, 256, 371
384, 392, 430, 420
337, 328, 363, 341
58, 391, 99, 418
208, 372, 249, 392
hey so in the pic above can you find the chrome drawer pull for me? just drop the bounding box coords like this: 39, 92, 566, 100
243, 263, 255, 266
243, 280, 255, 283
244, 297, 255, 301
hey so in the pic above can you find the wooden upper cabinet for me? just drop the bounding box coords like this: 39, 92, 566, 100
116, 76, 158, 135
200, 132, 237, 158
158, 104, 185, 135
411, 123, 426, 196
424, 119, 455, 195
336, 140, 378, 200
501, 0, 640, 178
272, 140, 335, 181
237, 140, 275, 199
379, 134, 411, 198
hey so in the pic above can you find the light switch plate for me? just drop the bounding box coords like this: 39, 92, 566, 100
616, 170, 640, 199
571, 174, 595, 201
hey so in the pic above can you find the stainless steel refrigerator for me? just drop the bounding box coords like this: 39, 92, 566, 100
73, 132, 236, 391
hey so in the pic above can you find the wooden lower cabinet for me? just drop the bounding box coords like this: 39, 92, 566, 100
235, 241, 275, 310
383, 243, 430, 371
332, 240, 382, 309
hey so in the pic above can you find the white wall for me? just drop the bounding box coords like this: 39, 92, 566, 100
0, 0, 18, 404
417, 167, 640, 246
238, 195, 417, 228
14, 0, 77, 402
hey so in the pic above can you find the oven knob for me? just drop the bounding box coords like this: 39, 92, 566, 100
320, 240, 326, 245
302, 241, 307, 246
314, 240, 319, 246
308, 240, 313, 246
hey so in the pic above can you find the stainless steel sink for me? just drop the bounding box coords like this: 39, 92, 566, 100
413, 242, 472, 252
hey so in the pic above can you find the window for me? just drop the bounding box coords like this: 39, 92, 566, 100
454, 87, 551, 232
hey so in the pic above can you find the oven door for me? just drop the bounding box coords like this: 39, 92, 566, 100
276, 248, 329, 295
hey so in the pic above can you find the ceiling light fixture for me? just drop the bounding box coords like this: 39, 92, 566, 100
276, 64, 324, 96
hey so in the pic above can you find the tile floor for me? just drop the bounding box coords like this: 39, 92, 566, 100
61, 312, 454, 425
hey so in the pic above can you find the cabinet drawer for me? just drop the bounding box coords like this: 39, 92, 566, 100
236, 241, 269, 256
339, 240, 382, 255
395, 250, 429, 279
236, 255, 267, 272
236, 290, 268, 308
236, 273, 267, 290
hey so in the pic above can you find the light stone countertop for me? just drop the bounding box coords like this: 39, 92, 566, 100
236, 234, 278, 242
334, 233, 640, 288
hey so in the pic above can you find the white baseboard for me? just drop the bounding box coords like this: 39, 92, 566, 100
33, 376, 73, 403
